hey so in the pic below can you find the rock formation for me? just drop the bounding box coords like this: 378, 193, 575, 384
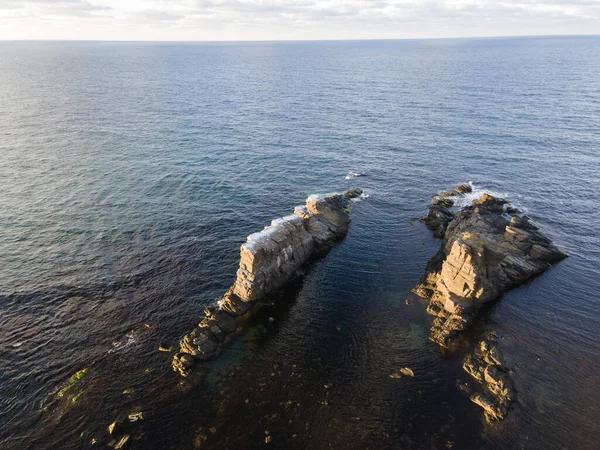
420, 183, 471, 238
172, 189, 363, 376
463, 334, 515, 423
414, 187, 567, 347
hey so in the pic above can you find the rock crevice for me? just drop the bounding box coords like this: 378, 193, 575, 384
172, 189, 362, 376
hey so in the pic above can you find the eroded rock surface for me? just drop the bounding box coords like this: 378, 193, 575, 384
464, 335, 515, 423
414, 187, 567, 347
172, 189, 362, 376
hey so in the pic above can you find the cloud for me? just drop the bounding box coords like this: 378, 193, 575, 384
0, 0, 112, 18
0, 0, 599, 40
129, 10, 185, 24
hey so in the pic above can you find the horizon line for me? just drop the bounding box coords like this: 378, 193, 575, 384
1, 33, 599, 44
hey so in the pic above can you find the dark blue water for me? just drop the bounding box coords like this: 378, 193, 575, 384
0, 37, 599, 449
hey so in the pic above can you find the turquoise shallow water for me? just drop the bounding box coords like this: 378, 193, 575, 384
0, 37, 599, 449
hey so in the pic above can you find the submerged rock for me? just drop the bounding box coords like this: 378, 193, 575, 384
390, 367, 415, 379
106, 415, 138, 448
172, 190, 362, 376
179, 328, 218, 360
55, 368, 88, 399
127, 411, 144, 422
414, 188, 566, 346
107, 421, 122, 436
470, 393, 506, 423
114, 434, 130, 450
464, 337, 515, 424
172, 353, 195, 377
344, 187, 363, 199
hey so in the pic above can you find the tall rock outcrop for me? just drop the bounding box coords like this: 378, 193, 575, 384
172, 189, 362, 376
414, 188, 567, 347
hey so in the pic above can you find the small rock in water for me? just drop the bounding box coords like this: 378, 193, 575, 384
390, 367, 415, 378
433, 196, 454, 207
457, 183, 472, 193
470, 393, 506, 423
128, 411, 144, 422
107, 421, 121, 435
343, 187, 364, 199
114, 434, 130, 450
400, 367, 415, 377
441, 189, 460, 197
158, 343, 173, 352
268, 317, 275, 323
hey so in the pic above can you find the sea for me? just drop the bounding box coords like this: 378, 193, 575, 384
0, 37, 599, 449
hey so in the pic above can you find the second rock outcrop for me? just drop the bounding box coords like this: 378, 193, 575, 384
414, 187, 567, 347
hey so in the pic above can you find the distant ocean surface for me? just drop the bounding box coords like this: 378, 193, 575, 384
0, 37, 599, 449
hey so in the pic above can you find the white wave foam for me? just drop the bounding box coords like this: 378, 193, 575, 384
107, 332, 137, 354
446, 182, 511, 209
351, 192, 370, 202
345, 171, 363, 180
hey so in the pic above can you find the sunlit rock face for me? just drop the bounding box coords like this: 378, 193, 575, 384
172, 189, 362, 376
414, 189, 567, 347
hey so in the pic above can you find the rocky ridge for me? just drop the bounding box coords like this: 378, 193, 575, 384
414, 186, 567, 347
172, 189, 363, 376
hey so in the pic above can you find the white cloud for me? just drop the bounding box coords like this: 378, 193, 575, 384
0, 0, 599, 40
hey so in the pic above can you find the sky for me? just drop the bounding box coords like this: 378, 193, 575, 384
0, 0, 599, 41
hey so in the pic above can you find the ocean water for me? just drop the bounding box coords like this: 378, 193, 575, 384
0, 37, 599, 449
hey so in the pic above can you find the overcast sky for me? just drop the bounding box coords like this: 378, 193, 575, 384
0, 1, 599, 41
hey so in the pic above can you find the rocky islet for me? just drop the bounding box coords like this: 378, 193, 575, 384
172, 189, 363, 376
414, 186, 567, 347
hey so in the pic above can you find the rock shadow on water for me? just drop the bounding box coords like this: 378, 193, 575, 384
203, 275, 312, 388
